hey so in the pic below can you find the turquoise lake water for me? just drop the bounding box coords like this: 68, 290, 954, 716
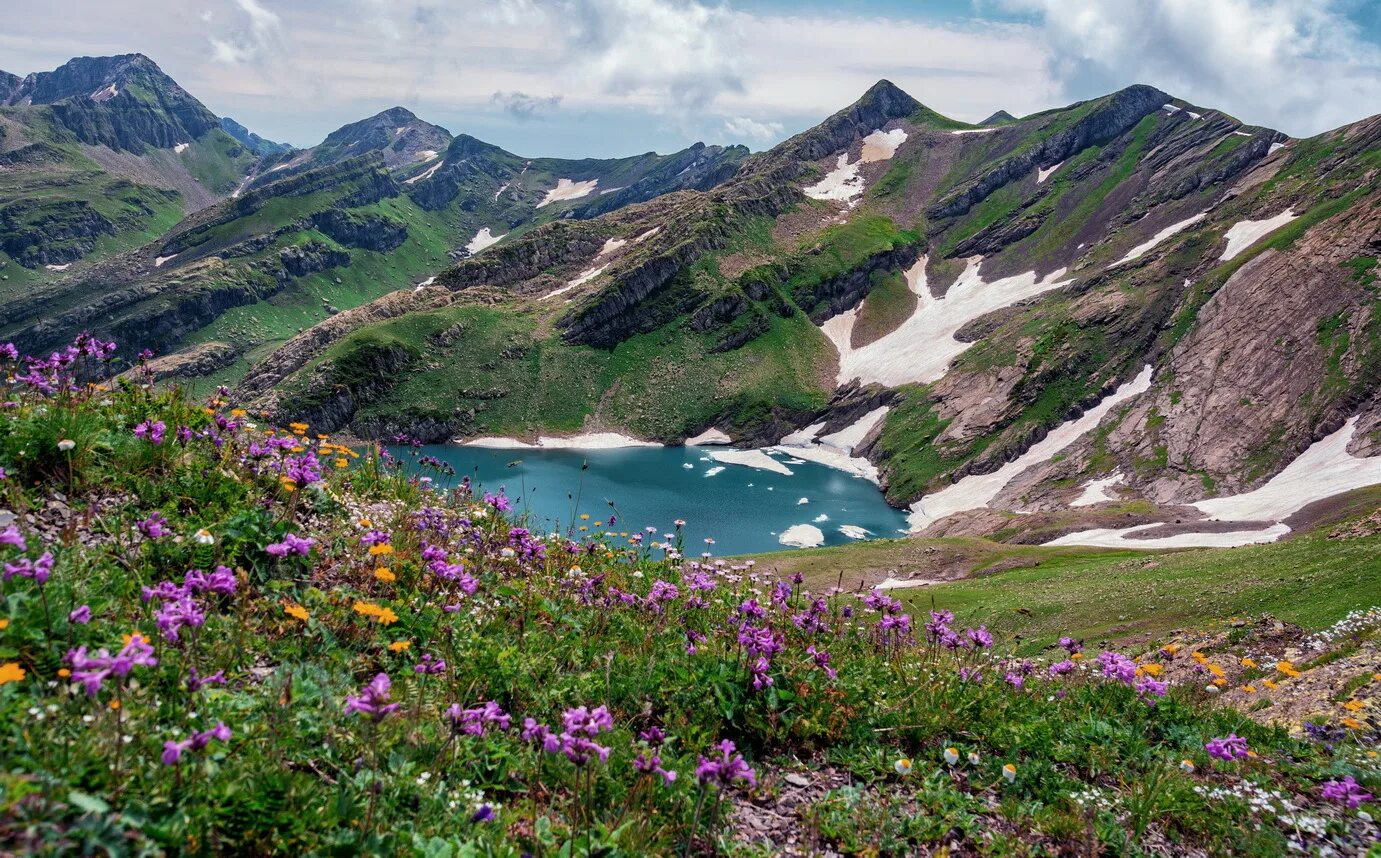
395, 444, 910, 556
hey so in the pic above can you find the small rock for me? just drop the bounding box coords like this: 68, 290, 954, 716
784, 773, 810, 787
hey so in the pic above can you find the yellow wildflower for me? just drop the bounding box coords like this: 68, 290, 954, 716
1262, 679, 1279, 690
1342, 717, 1365, 730
1207, 663, 1226, 678
1140, 663, 1164, 677
1276, 661, 1301, 678
284, 603, 310, 622
336, 458, 349, 468
1343, 699, 1364, 713
1242, 685, 1256, 693
388, 640, 411, 652
230, 408, 248, 417
1240, 657, 1257, 669
0, 662, 25, 685
369, 544, 394, 557
579, 514, 590, 521
373, 567, 396, 583
0, 618, 8, 630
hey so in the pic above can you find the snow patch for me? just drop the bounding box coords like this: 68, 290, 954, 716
405, 160, 444, 184
778, 524, 825, 548
839, 525, 871, 539
908, 366, 1153, 531
1193, 417, 1381, 522
1036, 161, 1063, 184
1162, 104, 1181, 114
1268, 141, 1286, 155
154, 254, 177, 267
685, 428, 732, 446
1110, 213, 1207, 268
1221, 209, 1298, 261
704, 466, 726, 478
874, 577, 942, 591
707, 449, 794, 476
828, 255, 1072, 388
416, 149, 439, 162
633, 227, 661, 243
597, 237, 627, 257
465, 227, 505, 255
813, 514, 829, 523
462, 433, 660, 450
493, 182, 510, 201
950, 128, 997, 135
1070, 473, 1125, 507
418, 276, 437, 287
1044, 523, 1290, 549
859, 128, 907, 162
90, 83, 118, 102
44, 263, 71, 271
536, 178, 599, 208
542, 264, 608, 301
173, 142, 189, 154
773, 407, 889, 484
803, 153, 864, 202
1232, 130, 1252, 137
1186, 110, 1202, 120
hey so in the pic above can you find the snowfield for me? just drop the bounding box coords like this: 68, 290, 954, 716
465, 227, 505, 255
684, 428, 732, 446
542, 264, 608, 301
1193, 417, 1381, 522
859, 128, 907, 162
803, 153, 865, 202
826, 256, 1072, 388
1044, 522, 1290, 550
907, 366, 1153, 531
536, 178, 599, 208
404, 160, 444, 184
1109, 213, 1206, 268
1070, 473, 1125, 507
1036, 161, 1063, 184
1221, 209, 1298, 261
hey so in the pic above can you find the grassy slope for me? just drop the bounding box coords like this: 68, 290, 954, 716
754, 528, 1381, 653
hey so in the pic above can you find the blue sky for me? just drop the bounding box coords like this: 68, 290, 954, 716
3, 0, 1379, 157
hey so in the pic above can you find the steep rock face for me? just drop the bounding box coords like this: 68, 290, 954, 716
405, 134, 517, 211
280, 241, 351, 277
6, 54, 219, 151
569, 143, 749, 218
127, 341, 238, 381
161, 155, 399, 256
1106, 197, 1381, 502
310, 209, 408, 253
0, 71, 19, 101
929, 85, 1170, 220
281, 334, 421, 433
0, 199, 116, 266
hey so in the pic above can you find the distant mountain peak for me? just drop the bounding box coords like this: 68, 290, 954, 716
220, 117, 293, 157
2, 53, 218, 151
980, 109, 1016, 125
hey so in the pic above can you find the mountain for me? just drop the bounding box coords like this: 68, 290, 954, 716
219, 117, 292, 157
0, 54, 260, 281
2, 69, 749, 390
3, 53, 219, 151
229, 79, 1381, 547
978, 109, 1016, 125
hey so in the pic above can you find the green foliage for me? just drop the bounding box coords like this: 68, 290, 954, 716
0, 348, 1374, 855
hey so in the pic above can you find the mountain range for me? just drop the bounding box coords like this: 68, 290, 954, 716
5, 53, 1379, 549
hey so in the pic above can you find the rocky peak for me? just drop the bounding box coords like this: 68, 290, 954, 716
0, 70, 19, 102
2, 53, 218, 151
220, 117, 293, 157
979, 109, 1016, 125
315, 106, 452, 168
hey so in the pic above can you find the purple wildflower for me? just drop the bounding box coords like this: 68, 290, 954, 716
696, 740, 756, 789
344, 673, 401, 721
138, 513, 170, 539
1205, 734, 1250, 761
1320, 776, 1373, 808
265, 532, 315, 557
68, 604, 91, 625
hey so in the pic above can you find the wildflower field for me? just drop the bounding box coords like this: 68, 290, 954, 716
0, 338, 1376, 856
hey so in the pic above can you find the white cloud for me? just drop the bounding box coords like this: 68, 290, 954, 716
498, 0, 743, 109
722, 115, 783, 142
1006, 0, 1381, 135
491, 90, 563, 118
208, 0, 285, 65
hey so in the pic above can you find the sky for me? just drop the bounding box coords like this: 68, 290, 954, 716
2, 0, 1379, 158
